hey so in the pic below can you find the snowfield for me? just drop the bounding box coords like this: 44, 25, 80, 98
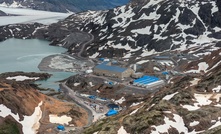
182, 94, 212, 111
182, 93, 221, 111
0, 102, 43, 134
186, 62, 209, 73
151, 114, 189, 134
0, 7, 70, 26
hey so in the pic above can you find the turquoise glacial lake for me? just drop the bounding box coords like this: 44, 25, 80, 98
0, 38, 75, 90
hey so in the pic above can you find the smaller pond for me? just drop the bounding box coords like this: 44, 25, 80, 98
0, 38, 76, 90
35, 72, 76, 90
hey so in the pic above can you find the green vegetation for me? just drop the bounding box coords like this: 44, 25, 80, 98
0, 120, 20, 134
83, 119, 119, 134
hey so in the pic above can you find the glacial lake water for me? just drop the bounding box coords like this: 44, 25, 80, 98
0, 38, 75, 90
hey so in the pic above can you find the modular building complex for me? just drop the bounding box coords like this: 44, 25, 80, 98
94, 61, 134, 79
133, 75, 164, 88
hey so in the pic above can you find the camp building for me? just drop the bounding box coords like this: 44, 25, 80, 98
94, 61, 134, 79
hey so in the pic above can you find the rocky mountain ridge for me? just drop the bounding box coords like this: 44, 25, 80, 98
0, 0, 129, 13
56, 0, 221, 60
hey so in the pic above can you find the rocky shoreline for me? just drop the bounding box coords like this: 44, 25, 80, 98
38, 54, 64, 72
38, 53, 93, 73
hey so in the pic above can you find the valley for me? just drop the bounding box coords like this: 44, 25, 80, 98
1, 0, 221, 134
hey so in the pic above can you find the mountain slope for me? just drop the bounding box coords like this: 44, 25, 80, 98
51, 0, 221, 60
0, 0, 129, 12
0, 72, 88, 134
80, 49, 221, 134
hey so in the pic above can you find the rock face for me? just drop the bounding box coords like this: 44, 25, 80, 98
0, 10, 7, 16
0, 23, 43, 42
0, 0, 129, 12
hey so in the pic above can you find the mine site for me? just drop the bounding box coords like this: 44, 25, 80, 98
1, 0, 221, 134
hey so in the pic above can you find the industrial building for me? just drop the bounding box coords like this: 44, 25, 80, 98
105, 109, 118, 116
57, 125, 65, 131
133, 75, 164, 88
93, 61, 134, 79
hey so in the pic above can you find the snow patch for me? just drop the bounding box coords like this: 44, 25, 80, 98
130, 109, 139, 115
0, 1, 23, 8
6, 76, 39, 81
151, 114, 189, 134
208, 60, 221, 72
190, 121, 199, 127
136, 60, 149, 64
157, 60, 174, 66
141, 50, 156, 57
182, 94, 212, 111
153, 67, 160, 71
131, 26, 151, 35
190, 78, 200, 86
209, 117, 221, 130
0, 101, 43, 134
214, 104, 221, 107
49, 114, 72, 125
211, 1, 219, 14
89, 82, 94, 87
89, 52, 99, 58
212, 85, 221, 93
123, 53, 132, 58
115, 97, 125, 104
118, 126, 130, 134
130, 102, 143, 107
113, 43, 141, 52
74, 83, 80, 86
163, 92, 178, 100
186, 62, 209, 73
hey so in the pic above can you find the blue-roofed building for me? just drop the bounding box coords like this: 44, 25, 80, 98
99, 58, 105, 61
89, 95, 97, 100
162, 71, 169, 75
57, 125, 65, 131
105, 109, 118, 116
133, 75, 162, 87
94, 62, 134, 79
